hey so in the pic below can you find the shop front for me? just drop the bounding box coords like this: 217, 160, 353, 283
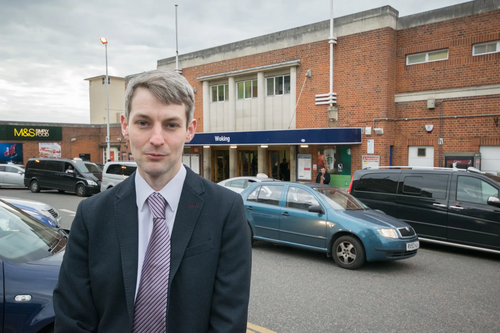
186, 128, 362, 185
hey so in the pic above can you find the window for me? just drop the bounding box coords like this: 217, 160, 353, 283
473, 40, 499, 56
286, 187, 319, 211
266, 75, 291, 96
247, 187, 260, 202
211, 84, 229, 102
406, 49, 448, 65
237, 80, 258, 99
401, 174, 449, 199
255, 185, 284, 206
45, 161, 62, 172
417, 148, 426, 157
456, 176, 499, 204
106, 164, 137, 176
226, 179, 247, 189
355, 173, 399, 194
101, 77, 110, 84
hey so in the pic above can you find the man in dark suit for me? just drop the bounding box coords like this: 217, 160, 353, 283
53, 70, 252, 332
316, 166, 331, 185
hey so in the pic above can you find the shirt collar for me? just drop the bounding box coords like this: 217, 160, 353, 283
135, 165, 187, 213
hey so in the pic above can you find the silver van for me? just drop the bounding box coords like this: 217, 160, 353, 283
100, 161, 137, 192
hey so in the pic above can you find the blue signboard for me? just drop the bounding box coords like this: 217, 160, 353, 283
0, 143, 24, 164
186, 128, 362, 146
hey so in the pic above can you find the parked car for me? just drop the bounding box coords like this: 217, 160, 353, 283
0, 196, 61, 228
0, 164, 25, 188
0, 198, 67, 332
218, 174, 280, 193
24, 158, 101, 197
241, 182, 419, 269
100, 161, 137, 192
349, 166, 500, 254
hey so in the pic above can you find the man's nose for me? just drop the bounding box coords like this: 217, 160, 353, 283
149, 124, 165, 145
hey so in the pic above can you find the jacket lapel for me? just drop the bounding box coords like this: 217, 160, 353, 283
169, 167, 205, 281
114, 174, 139, 327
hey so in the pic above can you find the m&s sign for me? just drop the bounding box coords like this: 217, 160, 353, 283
2, 125, 62, 141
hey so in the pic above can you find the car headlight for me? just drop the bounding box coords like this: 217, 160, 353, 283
87, 180, 98, 186
377, 228, 399, 238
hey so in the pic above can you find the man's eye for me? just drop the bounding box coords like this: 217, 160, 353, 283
167, 123, 180, 128
138, 121, 148, 126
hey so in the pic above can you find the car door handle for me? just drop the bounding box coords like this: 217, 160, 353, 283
246, 206, 253, 210
433, 203, 447, 208
281, 212, 289, 216
449, 206, 464, 210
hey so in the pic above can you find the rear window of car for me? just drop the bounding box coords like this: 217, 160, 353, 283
27, 160, 46, 170
226, 179, 247, 188
106, 164, 137, 176
401, 174, 449, 199
355, 173, 399, 194
247, 185, 284, 206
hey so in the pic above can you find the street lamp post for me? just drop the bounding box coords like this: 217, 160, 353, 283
100, 37, 110, 162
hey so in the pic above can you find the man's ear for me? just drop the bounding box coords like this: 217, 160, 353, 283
120, 114, 129, 140
186, 118, 197, 143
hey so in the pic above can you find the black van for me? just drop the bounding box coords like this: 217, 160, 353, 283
24, 158, 101, 197
349, 167, 500, 254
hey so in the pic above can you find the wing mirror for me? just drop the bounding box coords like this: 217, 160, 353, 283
308, 205, 325, 214
487, 196, 500, 207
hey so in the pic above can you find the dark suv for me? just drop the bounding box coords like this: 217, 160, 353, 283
24, 158, 101, 197
349, 167, 500, 253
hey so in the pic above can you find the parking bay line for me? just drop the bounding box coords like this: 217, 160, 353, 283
59, 209, 76, 216
247, 322, 277, 333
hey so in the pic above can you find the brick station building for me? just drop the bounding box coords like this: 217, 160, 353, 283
149, 0, 500, 185
2, 0, 499, 186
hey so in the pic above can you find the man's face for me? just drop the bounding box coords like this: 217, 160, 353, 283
121, 87, 196, 187
321, 167, 326, 174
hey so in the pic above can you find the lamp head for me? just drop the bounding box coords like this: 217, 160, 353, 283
100, 37, 108, 44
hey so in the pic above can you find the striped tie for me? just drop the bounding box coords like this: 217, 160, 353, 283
133, 192, 170, 333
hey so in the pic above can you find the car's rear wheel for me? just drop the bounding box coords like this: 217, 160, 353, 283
30, 180, 40, 193
76, 184, 86, 197
332, 236, 365, 270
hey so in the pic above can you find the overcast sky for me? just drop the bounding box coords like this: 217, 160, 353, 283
0, 0, 468, 124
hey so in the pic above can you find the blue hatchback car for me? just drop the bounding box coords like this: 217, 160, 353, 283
0, 199, 66, 332
241, 182, 419, 269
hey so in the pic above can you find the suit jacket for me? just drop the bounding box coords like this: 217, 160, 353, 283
54, 167, 252, 332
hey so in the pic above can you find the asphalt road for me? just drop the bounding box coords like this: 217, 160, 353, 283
1, 188, 499, 332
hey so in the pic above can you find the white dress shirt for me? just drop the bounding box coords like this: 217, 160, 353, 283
134, 164, 186, 300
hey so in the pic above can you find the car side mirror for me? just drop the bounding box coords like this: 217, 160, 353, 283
487, 196, 500, 207
308, 205, 325, 214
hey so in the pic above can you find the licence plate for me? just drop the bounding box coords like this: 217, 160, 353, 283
406, 241, 419, 251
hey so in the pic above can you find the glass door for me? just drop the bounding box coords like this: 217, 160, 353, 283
213, 150, 229, 182
238, 150, 258, 177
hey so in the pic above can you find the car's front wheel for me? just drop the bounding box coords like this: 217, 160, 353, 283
76, 184, 86, 197
332, 236, 365, 270
30, 180, 40, 193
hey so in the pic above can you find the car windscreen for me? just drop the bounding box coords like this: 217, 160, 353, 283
74, 160, 90, 172
85, 163, 102, 173
0, 200, 65, 263
484, 173, 500, 185
312, 187, 366, 211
